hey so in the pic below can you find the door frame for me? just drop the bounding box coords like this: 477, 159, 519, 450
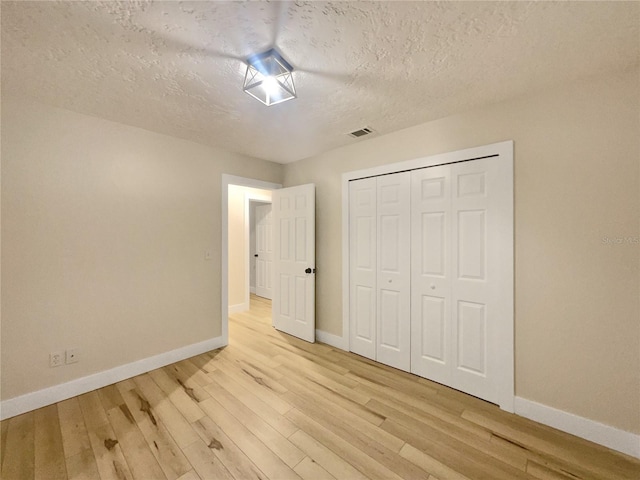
341, 140, 514, 411
222, 174, 281, 345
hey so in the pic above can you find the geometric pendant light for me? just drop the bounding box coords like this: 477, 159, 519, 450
243, 48, 296, 106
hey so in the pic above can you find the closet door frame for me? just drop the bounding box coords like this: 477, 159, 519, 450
342, 140, 514, 412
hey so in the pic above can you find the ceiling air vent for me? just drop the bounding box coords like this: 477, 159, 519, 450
348, 127, 374, 138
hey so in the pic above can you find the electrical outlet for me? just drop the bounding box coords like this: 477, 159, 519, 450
66, 348, 79, 364
50, 351, 64, 368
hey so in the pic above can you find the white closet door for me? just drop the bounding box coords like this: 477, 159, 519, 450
450, 158, 512, 406
376, 172, 411, 371
349, 178, 377, 360
255, 204, 273, 299
410, 165, 452, 384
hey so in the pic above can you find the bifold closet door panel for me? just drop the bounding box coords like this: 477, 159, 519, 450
376, 171, 411, 372
450, 158, 511, 405
410, 165, 453, 384
349, 177, 377, 360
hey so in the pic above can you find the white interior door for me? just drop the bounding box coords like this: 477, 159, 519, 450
410, 165, 452, 385
272, 184, 316, 342
255, 204, 273, 299
349, 177, 377, 359
376, 172, 411, 371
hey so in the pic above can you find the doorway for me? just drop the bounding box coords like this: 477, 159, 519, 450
221, 175, 281, 344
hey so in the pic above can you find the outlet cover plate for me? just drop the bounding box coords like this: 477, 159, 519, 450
66, 348, 79, 364
50, 351, 64, 368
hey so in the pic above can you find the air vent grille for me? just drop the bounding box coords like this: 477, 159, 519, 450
348, 127, 374, 138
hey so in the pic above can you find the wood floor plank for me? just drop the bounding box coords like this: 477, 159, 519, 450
277, 360, 371, 405
216, 347, 285, 381
0, 415, 9, 471
213, 356, 288, 394
203, 377, 305, 468
367, 398, 528, 471
208, 365, 292, 416
1, 412, 35, 480
176, 359, 214, 388
79, 390, 131, 480
285, 407, 404, 480
176, 470, 201, 480
65, 448, 101, 480
399, 443, 471, 480
277, 364, 383, 426
116, 379, 137, 396
188, 352, 219, 375
120, 387, 193, 480
288, 429, 369, 480
106, 403, 167, 480
204, 365, 298, 437
361, 382, 491, 440
77, 391, 109, 430
98, 384, 126, 412
293, 456, 336, 480
34, 404, 67, 480
381, 418, 532, 480
191, 415, 266, 480
161, 363, 210, 402
83, 421, 133, 480
57, 397, 92, 460
199, 397, 301, 480
283, 391, 436, 479
182, 439, 233, 480
461, 409, 639, 480
279, 378, 404, 453
133, 374, 200, 449
148, 368, 206, 423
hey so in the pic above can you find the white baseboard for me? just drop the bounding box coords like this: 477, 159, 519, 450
250, 286, 256, 294
514, 397, 640, 459
229, 303, 249, 314
315, 329, 348, 351
0, 336, 225, 421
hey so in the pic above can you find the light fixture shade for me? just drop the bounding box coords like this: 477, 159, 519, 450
243, 49, 296, 106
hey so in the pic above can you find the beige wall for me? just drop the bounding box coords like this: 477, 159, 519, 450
284, 69, 640, 434
228, 185, 272, 309
1, 97, 283, 400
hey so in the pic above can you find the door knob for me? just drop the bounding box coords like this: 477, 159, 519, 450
305, 268, 312, 274
254, 254, 259, 257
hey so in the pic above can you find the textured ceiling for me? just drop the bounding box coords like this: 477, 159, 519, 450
2, 1, 638, 164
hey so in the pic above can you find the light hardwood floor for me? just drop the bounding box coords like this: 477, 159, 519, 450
1, 294, 638, 480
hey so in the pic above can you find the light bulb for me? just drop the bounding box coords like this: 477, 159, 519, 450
262, 76, 279, 96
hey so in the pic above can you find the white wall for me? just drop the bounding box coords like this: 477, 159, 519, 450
283, 69, 640, 435
1, 97, 283, 401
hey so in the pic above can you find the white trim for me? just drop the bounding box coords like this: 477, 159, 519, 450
228, 303, 249, 314
250, 286, 256, 294
341, 141, 515, 412
221, 175, 281, 346
515, 397, 640, 459
0, 336, 224, 421
315, 330, 349, 351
